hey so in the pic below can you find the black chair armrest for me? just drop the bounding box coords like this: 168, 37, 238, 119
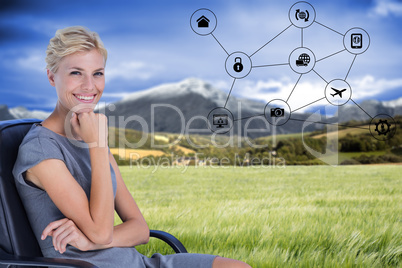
0, 231, 187, 267
0, 248, 98, 268
150, 230, 188, 254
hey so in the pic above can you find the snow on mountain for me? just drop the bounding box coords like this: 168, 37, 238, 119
9, 106, 50, 120
101, 77, 318, 136
121, 78, 228, 104
382, 97, 402, 108
119, 77, 264, 116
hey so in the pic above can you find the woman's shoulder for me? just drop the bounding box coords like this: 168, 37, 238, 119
22, 123, 64, 144
18, 124, 65, 159
13, 124, 66, 183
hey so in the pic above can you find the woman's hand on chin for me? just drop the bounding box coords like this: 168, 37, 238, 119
70, 112, 108, 147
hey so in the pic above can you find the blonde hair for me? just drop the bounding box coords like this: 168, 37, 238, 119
45, 26, 107, 73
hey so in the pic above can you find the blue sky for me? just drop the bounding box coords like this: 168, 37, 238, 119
1, 0, 402, 113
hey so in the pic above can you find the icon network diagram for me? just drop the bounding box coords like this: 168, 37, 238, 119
190, 2, 397, 141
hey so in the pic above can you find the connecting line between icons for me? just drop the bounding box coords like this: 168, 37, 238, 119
286, 74, 303, 103
313, 69, 329, 84
292, 97, 326, 113
288, 117, 370, 130
350, 98, 374, 119
250, 24, 293, 58
314, 21, 344, 36
234, 114, 265, 122
211, 33, 229, 56
192, 5, 395, 141
316, 49, 346, 62
252, 63, 289, 68
224, 78, 237, 108
345, 54, 357, 80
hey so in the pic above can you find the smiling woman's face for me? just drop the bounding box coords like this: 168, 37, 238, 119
47, 49, 105, 114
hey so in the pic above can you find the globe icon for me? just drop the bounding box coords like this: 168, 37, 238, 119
299, 53, 310, 64
295, 53, 311, 67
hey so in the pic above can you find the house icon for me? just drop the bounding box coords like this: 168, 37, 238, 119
197, 15, 210, 28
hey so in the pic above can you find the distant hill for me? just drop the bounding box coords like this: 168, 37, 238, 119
0, 105, 14, 121
97, 78, 402, 138
97, 78, 324, 138
2, 78, 402, 138
337, 98, 402, 122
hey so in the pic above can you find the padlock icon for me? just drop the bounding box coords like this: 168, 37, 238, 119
233, 57, 243, 73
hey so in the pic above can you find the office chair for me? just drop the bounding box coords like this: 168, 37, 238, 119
0, 119, 187, 268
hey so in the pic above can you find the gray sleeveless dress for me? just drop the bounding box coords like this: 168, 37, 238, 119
13, 124, 216, 268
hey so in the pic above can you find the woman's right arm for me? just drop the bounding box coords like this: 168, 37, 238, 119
26, 112, 115, 245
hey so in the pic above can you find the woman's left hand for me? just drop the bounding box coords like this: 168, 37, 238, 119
42, 218, 95, 254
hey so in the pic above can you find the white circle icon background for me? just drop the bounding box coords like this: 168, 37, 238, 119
289, 1, 316, 28
207, 107, 234, 134
225, 52, 252, 79
190, 9, 217, 36
289, 47, 316, 74
264, 99, 291, 126
343, 28, 370, 55
325, 79, 352, 106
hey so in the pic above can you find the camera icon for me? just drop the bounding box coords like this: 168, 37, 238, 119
271, 108, 285, 117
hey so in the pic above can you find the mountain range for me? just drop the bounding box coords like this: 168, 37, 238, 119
0, 105, 50, 121
97, 78, 320, 137
1, 78, 401, 138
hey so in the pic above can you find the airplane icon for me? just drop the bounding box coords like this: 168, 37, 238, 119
330, 87, 347, 98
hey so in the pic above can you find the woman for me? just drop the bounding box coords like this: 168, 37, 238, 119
13, 26, 251, 268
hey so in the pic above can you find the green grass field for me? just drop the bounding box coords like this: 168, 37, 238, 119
115, 165, 402, 267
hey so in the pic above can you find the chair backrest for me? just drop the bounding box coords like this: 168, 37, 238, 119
0, 119, 42, 257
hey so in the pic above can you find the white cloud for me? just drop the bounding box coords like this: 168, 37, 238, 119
349, 75, 402, 99
15, 53, 44, 72
230, 75, 402, 113
233, 77, 327, 113
370, 0, 402, 17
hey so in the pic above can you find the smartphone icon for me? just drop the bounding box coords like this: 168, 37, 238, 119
351, 33, 362, 49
